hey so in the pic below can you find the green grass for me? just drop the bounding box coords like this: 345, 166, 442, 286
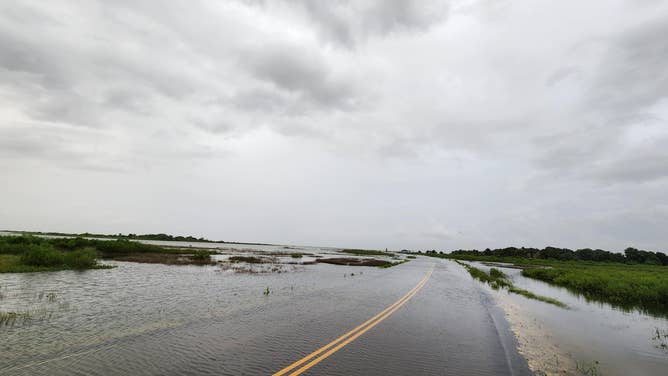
456, 261, 567, 308
0, 235, 211, 272
435, 253, 668, 315
290, 253, 303, 258
521, 263, 668, 313
0, 254, 110, 273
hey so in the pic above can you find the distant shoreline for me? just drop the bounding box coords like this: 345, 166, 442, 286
1, 230, 276, 247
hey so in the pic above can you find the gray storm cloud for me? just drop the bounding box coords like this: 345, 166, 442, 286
0, 0, 667, 251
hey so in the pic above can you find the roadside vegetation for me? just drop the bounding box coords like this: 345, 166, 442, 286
424, 248, 668, 315
521, 263, 668, 313
456, 261, 567, 308
0, 235, 216, 272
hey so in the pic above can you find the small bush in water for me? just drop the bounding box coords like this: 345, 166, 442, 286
63, 248, 97, 268
21, 245, 65, 267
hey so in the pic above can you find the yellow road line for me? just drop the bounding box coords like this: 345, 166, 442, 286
273, 266, 434, 376
273, 268, 432, 376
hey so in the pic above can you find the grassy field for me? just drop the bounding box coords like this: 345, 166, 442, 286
521, 263, 668, 313
427, 253, 668, 315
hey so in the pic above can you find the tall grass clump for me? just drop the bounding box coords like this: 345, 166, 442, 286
63, 247, 97, 268
190, 250, 212, 264
20, 244, 65, 267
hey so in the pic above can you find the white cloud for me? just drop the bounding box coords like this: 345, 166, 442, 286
1, 0, 667, 250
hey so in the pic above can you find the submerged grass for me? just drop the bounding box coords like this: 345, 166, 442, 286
508, 287, 568, 308
456, 261, 567, 308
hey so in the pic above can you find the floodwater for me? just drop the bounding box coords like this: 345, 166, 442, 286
0, 248, 529, 376
467, 261, 668, 376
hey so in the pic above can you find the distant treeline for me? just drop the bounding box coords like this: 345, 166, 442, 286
5, 231, 273, 245
427, 246, 668, 266
6, 231, 213, 242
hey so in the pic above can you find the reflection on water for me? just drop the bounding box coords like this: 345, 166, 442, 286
468, 261, 668, 376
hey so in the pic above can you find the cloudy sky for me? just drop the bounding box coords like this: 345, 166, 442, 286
1, 0, 667, 251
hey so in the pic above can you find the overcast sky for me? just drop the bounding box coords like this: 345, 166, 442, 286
1, 0, 667, 251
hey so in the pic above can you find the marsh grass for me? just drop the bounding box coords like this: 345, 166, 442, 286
317, 257, 396, 268
341, 249, 390, 256
521, 264, 668, 313
439, 252, 668, 315
0, 307, 54, 327
652, 327, 668, 352
508, 287, 568, 308
0, 235, 224, 271
190, 250, 212, 262
456, 261, 567, 308
229, 256, 266, 263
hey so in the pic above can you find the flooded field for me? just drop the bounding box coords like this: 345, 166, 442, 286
0, 245, 528, 376
466, 261, 668, 375
2, 239, 666, 375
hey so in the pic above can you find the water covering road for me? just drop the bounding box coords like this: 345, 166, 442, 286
1, 257, 530, 375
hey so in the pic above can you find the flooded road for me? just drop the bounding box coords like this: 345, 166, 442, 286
0, 256, 529, 375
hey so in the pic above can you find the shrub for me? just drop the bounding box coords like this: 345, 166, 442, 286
63, 247, 97, 268
92, 239, 164, 254
20, 245, 64, 267
191, 250, 211, 261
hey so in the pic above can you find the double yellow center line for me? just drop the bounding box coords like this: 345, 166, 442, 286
273, 265, 434, 376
